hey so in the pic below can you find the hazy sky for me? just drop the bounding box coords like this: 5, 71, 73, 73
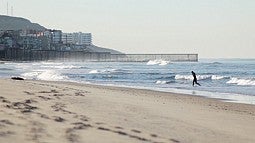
1, 0, 255, 58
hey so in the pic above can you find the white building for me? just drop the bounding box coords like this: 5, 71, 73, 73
62, 32, 92, 45
80, 33, 92, 45
62, 33, 73, 44
43, 30, 62, 44
52, 30, 62, 44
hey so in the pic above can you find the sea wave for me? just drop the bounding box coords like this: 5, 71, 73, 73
227, 78, 255, 86
146, 60, 171, 66
211, 75, 229, 80
21, 71, 40, 79
175, 74, 229, 80
40, 62, 63, 65
89, 70, 101, 74
0, 68, 13, 71
210, 62, 222, 64
155, 80, 171, 84
37, 70, 68, 81
155, 75, 176, 80
89, 69, 129, 74
22, 70, 68, 81
41, 65, 88, 69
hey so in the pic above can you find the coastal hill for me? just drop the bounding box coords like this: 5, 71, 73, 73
0, 15, 46, 31
86, 45, 123, 54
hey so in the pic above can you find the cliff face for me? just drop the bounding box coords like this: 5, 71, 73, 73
0, 15, 46, 31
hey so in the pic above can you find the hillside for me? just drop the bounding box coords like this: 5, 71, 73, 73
0, 15, 124, 54
0, 15, 46, 31
86, 45, 123, 54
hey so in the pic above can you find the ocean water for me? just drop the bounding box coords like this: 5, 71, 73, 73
1, 59, 255, 104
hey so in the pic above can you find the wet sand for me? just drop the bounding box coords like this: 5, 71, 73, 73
0, 79, 255, 143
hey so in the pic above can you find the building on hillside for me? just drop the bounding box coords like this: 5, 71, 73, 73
43, 29, 62, 44
80, 33, 92, 45
0, 30, 20, 49
62, 32, 92, 45
52, 30, 62, 44
62, 33, 73, 44
22, 36, 42, 50
41, 29, 63, 50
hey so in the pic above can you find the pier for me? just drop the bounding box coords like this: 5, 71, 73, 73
0, 48, 198, 62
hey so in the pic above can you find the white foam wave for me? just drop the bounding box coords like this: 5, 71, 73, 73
21, 72, 40, 79
175, 74, 220, 80
156, 80, 169, 84
175, 74, 193, 80
211, 75, 229, 80
89, 69, 128, 74
37, 70, 68, 81
41, 65, 81, 69
147, 60, 171, 66
41, 62, 63, 65
227, 78, 255, 86
89, 70, 100, 74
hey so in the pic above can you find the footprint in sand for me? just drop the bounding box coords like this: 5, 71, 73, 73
150, 134, 158, 138
51, 103, 75, 115
73, 114, 90, 122
115, 126, 124, 130
37, 96, 52, 101
65, 122, 93, 142
6, 101, 38, 113
169, 138, 180, 143
131, 129, 141, 133
0, 120, 14, 126
97, 126, 151, 142
23, 91, 35, 95
53, 116, 65, 122
0, 131, 15, 137
0, 96, 11, 104
27, 121, 47, 142
74, 92, 86, 97
38, 89, 59, 94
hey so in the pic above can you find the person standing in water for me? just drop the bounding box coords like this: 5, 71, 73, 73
191, 71, 201, 86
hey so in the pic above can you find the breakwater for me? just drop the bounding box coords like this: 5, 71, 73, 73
0, 48, 198, 62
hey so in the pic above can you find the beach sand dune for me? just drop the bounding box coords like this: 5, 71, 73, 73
0, 79, 255, 143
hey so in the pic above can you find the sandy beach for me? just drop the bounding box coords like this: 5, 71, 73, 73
0, 78, 255, 143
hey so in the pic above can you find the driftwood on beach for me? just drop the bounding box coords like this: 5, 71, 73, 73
11, 77, 24, 80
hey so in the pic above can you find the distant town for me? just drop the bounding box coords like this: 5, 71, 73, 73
0, 15, 125, 61
0, 29, 93, 51
0, 15, 197, 62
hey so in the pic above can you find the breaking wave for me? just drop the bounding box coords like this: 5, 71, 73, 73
147, 60, 171, 66
37, 70, 68, 81
22, 70, 68, 81
211, 75, 229, 80
89, 69, 129, 74
227, 78, 255, 86
21, 71, 40, 79
175, 74, 229, 81
155, 80, 172, 84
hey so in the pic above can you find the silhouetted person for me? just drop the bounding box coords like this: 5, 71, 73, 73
191, 71, 201, 86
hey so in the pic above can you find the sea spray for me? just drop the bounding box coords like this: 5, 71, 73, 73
37, 70, 68, 81
147, 60, 171, 66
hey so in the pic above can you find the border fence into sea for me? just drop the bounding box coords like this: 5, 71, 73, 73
0, 49, 198, 62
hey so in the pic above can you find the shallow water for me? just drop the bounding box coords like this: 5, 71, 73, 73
1, 59, 255, 104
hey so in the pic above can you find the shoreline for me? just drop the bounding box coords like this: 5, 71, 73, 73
56, 79, 255, 105
0, 79, 255, 143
